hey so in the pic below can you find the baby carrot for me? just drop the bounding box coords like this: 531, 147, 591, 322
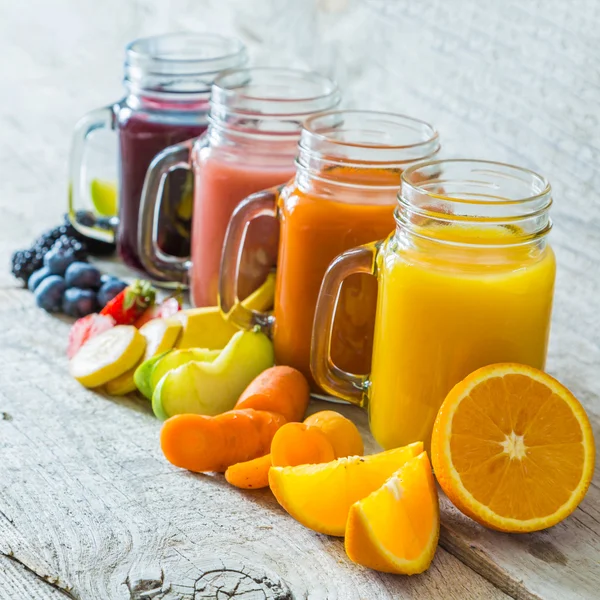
235, 366, 310, 423
225, 454, 272, 489
160, 409, 286, 473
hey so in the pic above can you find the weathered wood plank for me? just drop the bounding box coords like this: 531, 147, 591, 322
0, 289, 508, 599
0, 554, 76, 600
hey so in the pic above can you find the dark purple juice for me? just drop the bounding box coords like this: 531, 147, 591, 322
116, 112, 207, 272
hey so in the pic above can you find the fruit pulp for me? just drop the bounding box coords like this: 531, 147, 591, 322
369, 228, 556, 452
117, 111, 207, 272
190, 153, 295, 307
273, 169, 397, 387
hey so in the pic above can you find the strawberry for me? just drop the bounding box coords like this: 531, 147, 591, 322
99, 279, 156, 325
133, 294, 182, 328
67, 313, 116, 358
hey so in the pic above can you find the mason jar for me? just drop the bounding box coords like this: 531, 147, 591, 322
312, 159, 555, 450
138, 67, 341, 300
69, 32, 247, 273
219, 110, 440, 388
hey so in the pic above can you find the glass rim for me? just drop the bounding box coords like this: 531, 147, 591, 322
211, 67, 341, 115
401, 159, 552, 206
302, 110, 439, 151
126, 32, 246, 65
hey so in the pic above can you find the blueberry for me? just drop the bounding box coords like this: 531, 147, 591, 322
100, 273, 119, 285
62, 288, 98, 318
65, 262, 101, 289
43, 246, 77, 276
27, 267, 52, 292
97, 279, 128, 308
34, 275, 66, 312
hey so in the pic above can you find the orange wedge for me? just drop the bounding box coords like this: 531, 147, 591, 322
431, 363, 595, 532
268, 442, 423, 536
345, 452, 439, 574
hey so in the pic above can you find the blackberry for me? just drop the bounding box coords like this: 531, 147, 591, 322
52, 235, 89, 262
11, 249, 44, 284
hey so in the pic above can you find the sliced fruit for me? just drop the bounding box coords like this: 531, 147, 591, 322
225, 454, 272, 490
173, 307, 238, 350
90, 179, 117, 217
173, 275, 275, 349
233, 272, 276, 314
269, 442, 423, 536
105, 370, 138, 396
69, 325, 145, 388
134, 351, 171, 400
67, 313, 116, 359
152, 329, 274, 420
134, 296, 182, 328
345, 452, 439, 575
304, 411, 364, 458
270, 422, 336, 467
105, 318, 182, 396
139, 317, 182, 357
145, 348, 221, 400
431, 363, 596, 533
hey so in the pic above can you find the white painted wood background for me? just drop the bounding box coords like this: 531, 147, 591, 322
0, 1, 598, 599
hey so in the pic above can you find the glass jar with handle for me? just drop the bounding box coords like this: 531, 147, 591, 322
68, 32, 247, 273
311, 159, 555, 451
138, 68, 341, 298
219, 110, 440, 388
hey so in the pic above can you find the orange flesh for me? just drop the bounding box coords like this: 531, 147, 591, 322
451, 374, 585, 520
346, 452, 439, 574
269, 442, 423, 536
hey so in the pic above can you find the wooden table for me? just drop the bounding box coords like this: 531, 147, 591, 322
0, 1, 598, 598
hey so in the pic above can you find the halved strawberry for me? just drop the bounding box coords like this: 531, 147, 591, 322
67, 313, 116, 358
100, 280, 156, 325
133, 295, 182, 328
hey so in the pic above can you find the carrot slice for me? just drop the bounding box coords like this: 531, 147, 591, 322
236, 366, 310, 422
225, 454, 272, 489
160, 409, 286, 473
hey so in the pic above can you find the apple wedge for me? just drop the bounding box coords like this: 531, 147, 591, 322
152, 329, 274, 420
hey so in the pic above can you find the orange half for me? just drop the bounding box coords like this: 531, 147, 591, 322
431, 363, 595, 532
345, 452, 439, 575
269, 442, 423, 536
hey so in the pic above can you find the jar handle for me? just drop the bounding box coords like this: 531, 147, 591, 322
68, 105, 118, 243
311, 242, 380, 407
138, 138, 197, 284
219, 187, 281, 333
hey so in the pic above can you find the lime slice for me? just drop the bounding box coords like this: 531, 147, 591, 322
90, 179, 118, 217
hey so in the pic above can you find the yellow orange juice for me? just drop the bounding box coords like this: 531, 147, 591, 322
368, 226, 556, 451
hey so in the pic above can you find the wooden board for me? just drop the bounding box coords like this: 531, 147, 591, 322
0, 289, 508, 599
1, 0, 599, 598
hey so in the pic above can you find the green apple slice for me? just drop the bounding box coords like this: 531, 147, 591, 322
152, 329, 274, 420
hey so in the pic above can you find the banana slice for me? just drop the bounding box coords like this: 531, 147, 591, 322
70, 325, 146, 388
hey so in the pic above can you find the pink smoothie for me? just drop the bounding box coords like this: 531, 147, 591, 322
190, 156, 295, 307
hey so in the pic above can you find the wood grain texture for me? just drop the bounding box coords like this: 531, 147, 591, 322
0, 0, 598, 598
0, 289, 507, 599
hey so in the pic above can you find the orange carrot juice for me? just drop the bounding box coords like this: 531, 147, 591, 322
273, 174, 397, 382
220, 110, 441, 390
368, 227, 556, 451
